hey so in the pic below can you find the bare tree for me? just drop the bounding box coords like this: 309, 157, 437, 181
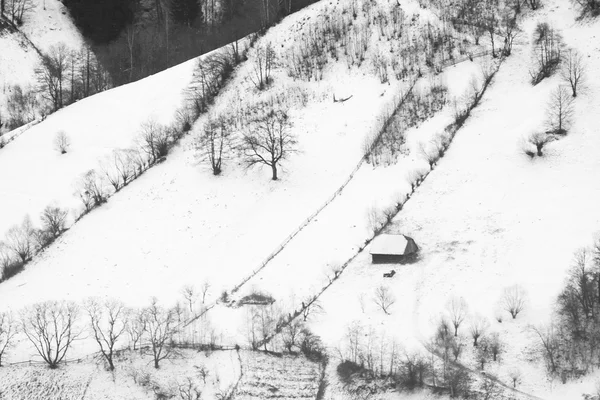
200, 281, 211, 304
546, 86, 574, 135
0, 311, 18, 366
469, 314, 489, 346
508, 368, 522, 388
75, 169, 108, 211
526, 131, 553, 157
194, 114, 232, 175
36, 43, 70, 111
571, 0, 600, 17
241, 108, 297, 180
138, 120, 171, 163
373, 285, 396, 315
84, 298, 128, 370
250, 42, 276, 90
126, 308, 147, 351
502, 285, 526, 319
561, 49, 585, 98
181, 285, 198, 313
145, 298, 179, 368
531, 324, 561, 374
53, 131, 71, 154
41, 204, 68, 238
446, 297, 468, 336
488, 332, 503, 361
20, 301, 81, 368
4, 216, 36, 263
282, 318, 304, 352
300, 298, 323, 321
6, 0, 34, 24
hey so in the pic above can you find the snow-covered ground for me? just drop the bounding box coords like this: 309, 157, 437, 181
0, 57, 196, 235
1, 0, 599, 397
308, 2, 600, 399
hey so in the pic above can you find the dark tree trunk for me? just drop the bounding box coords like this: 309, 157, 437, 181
271, 163, 278, 180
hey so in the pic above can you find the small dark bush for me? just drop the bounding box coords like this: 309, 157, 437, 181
337, 360, 366, 384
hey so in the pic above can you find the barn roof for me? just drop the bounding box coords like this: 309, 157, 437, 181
370, 234, 416, 256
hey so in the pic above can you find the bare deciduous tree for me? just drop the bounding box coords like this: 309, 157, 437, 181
0, 311, 18, 366
282, 318, 304, 352
41, 204, 68, 238
561, 49, 585, 98
526, 131, 553, 157
20, 301, 81, 368
502, 285, 527, 319
126, 308, 146, 351
446, 297, 468, 336
194, 114, 232, 175
508, 368, 522, 388
373, 285, 395, 315
178, 377, 202, 400
546, 86, 574, 135
241, 108, 297, 180
488, 332, 503, 361
4, 216, 36, 263
75, 169, 108, 212
469, 314, 489, 346
145, 298, 179, 368
531, 324, 560, 374
138, 120, 171, 163
84, 298, 128, 370
181, 285, 198, 313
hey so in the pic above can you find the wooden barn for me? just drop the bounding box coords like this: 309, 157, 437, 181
370, 234, 418, 264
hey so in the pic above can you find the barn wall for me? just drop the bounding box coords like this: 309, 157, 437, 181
372, 254, 404, 264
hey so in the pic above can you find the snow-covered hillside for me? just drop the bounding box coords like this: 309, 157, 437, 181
1, 0, 599, 397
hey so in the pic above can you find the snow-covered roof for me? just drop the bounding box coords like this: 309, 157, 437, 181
370, 234, 412, 255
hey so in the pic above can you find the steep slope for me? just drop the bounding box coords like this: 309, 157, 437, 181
310, 2, 600, 399
0, 0, 479, 364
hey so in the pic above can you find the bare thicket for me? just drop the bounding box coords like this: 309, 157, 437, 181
251, 42, 277, 90
145, 298, 179, 368
561, 49, 585, 98
300, 298, 323, 321
531, 324, 561, 375
5, 84, 38, 130
373, 285, 396, 315
138, 120, 171, 163
5, 0, 34, 25
41, 205, 68, 238
446, 297, 468, 336
282, 318, 304, 352
84, 298, 128, 370
194, 114, 232, 175
20, 301, 82, 368
469, 314, 489, 346
0, 311, 18, 366
529, 23, 563, 85
418, 142, 439, 169
3, 216, 36, 263
76, 169, 108, 212
36, 43, 70, 111
571, 0, 600, 17
178, 377, 203, 400
546, 86, 574, 135
502, 285, 527, 319
54, 130, 70, 154
241, 108, 297, 180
